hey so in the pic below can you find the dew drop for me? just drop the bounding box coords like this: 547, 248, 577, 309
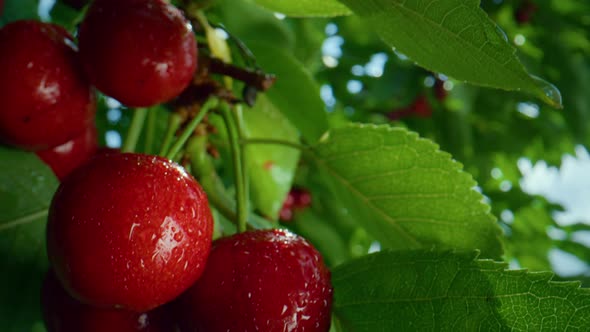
529, 75, 563, 109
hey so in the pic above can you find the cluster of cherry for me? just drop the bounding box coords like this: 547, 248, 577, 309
0, 0, 332, 331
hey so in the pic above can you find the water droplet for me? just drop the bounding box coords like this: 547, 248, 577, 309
495, 25, 509, 42
530, 75, 563, 109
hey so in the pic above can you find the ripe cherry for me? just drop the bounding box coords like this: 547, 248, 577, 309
47, 153, 213, 312
79, 0, 197, 107
36, 125, 98, 180
42, 270, 176, 332
0, 20, 95, 150
178, 229, 333, 332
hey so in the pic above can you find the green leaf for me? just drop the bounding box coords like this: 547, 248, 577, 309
0, 0, 39, 25
309, 124, 503, 258
0, 147, 59, 331
243, 95, 301, 219
215, 0, 295, 50
336, 0, 563, 108
333, 250, 590, 331
253, 0, 351, 17
248, 42, 329, 143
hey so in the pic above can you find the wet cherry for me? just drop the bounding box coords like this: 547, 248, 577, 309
0, 20, 95, 150
47, 153, 213, 312
36, 125, 98, 180
79, 0, 197, 107
42, 270, 176, 332
178, 229, 333, 332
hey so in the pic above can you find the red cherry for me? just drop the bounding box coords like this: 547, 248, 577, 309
42, 270, 176, 332
36, 125, 98, 180
178, 229, 333, 332
0, 20, 96, 150
292, 187, 312, 209
47, 153, 213, 311
94, 146, 121, 158
79, 0, 197, 107
411, 95, 433, 118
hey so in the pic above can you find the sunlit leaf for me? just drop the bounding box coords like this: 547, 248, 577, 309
310, 124, 503, 258
254, 0, 351, 17
337, 0, 562, 108
333, 250, 590, 331
243, 96, 301, 219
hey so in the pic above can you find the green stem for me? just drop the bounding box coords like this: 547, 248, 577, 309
165, 98, 219, 160
144, 107, 156, 154
241, 138, 308, 151
158, 113, 183, 157
122, 108, 148, 153
220, 102, 247, 233
232, 104, 249, 225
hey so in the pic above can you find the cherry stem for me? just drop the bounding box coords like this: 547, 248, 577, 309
122, 107, 148, 153
144, 107, 157, 154
240, 138, 308, 151
232, 104, 249, 227
204, 56, 276, 92
158, 113, 183, 157
220, 102, 248, 233
166, 97, 219, 160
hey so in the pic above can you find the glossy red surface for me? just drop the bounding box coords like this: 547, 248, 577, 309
178, 229, 333, 332
42, 270, 176, 332
0, 21, 95, 150
36, 125, 98, 180
79, 0, 197, 107
47, 153, 213, 312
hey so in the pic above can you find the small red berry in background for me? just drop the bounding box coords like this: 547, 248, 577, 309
279, 187, 313, 222
47, 153, 214, 312
79, 0, 198, 107
177, 229, 333, 332
42, 270, 175, 332
387, 95, 433, 121
36, 125, 98, 180
0, 20, 96, 150
515, 0, 538, 25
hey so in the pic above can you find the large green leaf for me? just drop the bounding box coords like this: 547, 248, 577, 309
336, 0, 562, 108
309, 124, 503, 258
248, 42, 329, 143
253, 0, 351, 17
333, 250, 590, 331
0, 0, 38, 26
243, 95, 301, 219
0, 147, 59, 331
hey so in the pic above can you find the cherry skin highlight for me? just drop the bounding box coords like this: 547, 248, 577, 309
36, 124, 98, 180
47, 153, 213, 312
178, 229, 333, 332
0, 20, 96, 150
79, 0, 197, 107
42, 270, 176, 332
